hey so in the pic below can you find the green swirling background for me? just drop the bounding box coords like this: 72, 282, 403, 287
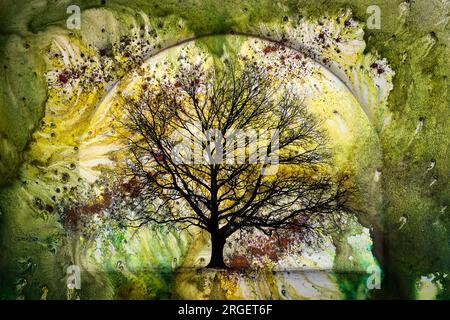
0, 0, 449, 299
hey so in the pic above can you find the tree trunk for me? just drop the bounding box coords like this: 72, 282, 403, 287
207, 233, 227, 268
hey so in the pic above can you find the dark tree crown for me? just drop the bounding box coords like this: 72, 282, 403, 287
114, 60, 352, 256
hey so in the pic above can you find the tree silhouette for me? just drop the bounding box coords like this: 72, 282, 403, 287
116, 61, 351, 268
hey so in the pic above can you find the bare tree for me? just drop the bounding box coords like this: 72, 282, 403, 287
116, 61, 351, 268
